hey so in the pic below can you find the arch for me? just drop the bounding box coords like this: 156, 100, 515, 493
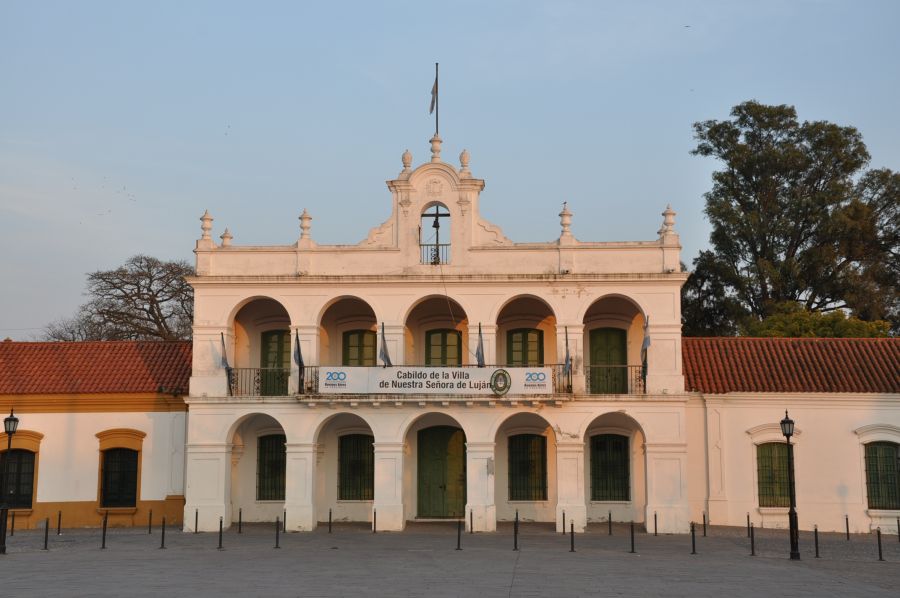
318, 296, 379, 367
314, 412, 377, 522
493, 412, 558, 522
491, 294, 557, 324
311, 411, 376, 445
401, 294, 471, 326
225, 294, 293, 327
404, 295, 471, 366
316, 295, 380, 327
579, 293, 647, 326
582, 411, 647, 524
0, 429, 44, 452
224, 411, 290, 446
227, 412, 289, 524
495, 295, 558, 367
399, 411, 469, 443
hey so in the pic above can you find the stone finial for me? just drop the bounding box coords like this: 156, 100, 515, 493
401, 149, 412, 173
559, 202, 573, 238
299, 209, 312, 240
459, 149, 471, 177
430, 134, 442, 162
200, 210, 213, 240
661, 204, 676, 235
220, 228, 233, 247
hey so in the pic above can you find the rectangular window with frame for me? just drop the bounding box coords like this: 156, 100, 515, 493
101, 448, 139, 508
507, 329, 544, 367
0, 449, 36, 509
756, 442, 790, 508
865, 442, 900, 510
591, 434, 630, 501
425, 329, 462, 366
257, 434, 286, 501
508, 434, 548, 501
339, 434, 375, 500
343, 330, 377, 366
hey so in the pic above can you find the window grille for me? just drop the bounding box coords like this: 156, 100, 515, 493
507, 329, 544, 366
508, 434, 548, 501
590, 434, 630, 501
339, 434, 375, 500
101, 448, 139, 508
865, 442, 900, 510
343, 330, 377, 366
0, 449, 36, 509
756, 442, 790, 508
257, 434, 286, 501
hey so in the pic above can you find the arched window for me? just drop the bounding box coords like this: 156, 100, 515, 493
101, 448, 139, 508
0, 449, 36, 508
508, 434, 547, 501
343, 330, 377, 366
419, 203, 450, 264
339, 434, 374, 500
865, 442, 900, 510
507, 329, 544, 366
257, 434, 286, 501
425, 329, 462, 366
756, 442, 790, 507
591, 434, 629, 501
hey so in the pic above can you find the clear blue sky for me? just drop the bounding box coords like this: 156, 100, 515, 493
2, 0, 898, 339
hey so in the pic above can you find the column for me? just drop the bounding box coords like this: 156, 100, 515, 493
465, 441, 496, 532
556, 324, 584, 394
188, 326, 231, 397
644, 442, 691, 533
556, 441, 587, 532
467, 324, 496, 365
372, 442, 405, 531
183, 442, 231, 532
284, 442, 317, 531
292, 324, 318, 393
382, 324, 405, 365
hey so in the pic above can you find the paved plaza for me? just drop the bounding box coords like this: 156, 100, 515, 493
1, 522, 898, 597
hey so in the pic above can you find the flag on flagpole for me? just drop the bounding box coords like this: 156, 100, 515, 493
220, 332, 229, 368
563, 326, 571, 376
429, 70, 438, 115
221, 332, 231, 397
475, 322, 485, 367
379, 322, 393, 367
641, 316, 651, 387
294, 330, 305, 393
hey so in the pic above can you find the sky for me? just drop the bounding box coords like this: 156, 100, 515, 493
1, 0, 899, 340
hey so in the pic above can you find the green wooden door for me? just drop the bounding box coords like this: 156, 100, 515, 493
260, 330, 290, 395
417, 426, 466, 517
589, 328, 627, 393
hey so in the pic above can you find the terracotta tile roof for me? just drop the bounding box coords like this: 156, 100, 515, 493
683, 337, 900, 394
0, 340, 192, 395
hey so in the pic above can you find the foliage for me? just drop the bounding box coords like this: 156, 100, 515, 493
683, 100, 899, 336
742, 302, 890, 338
43, 255, 194, 341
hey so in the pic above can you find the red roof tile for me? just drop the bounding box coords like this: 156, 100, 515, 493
683, 337, 900, 394
0, 341, 192, 395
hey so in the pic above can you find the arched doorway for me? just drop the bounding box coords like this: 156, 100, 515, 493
314, 413, 376, 524
583, 412, 646, 524
231, 298, 291, 396
229, 413, 287, 523
494, 412, 557, 522
582, 296, 646, 394
495, 296, 557, 367
404, 296, 469, 366
318, 297, 378, 366
404, 413, 467, 519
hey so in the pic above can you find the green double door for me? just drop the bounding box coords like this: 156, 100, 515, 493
417, 426, 466, 518
589, 328, 628, 394
260, 330, 290, 396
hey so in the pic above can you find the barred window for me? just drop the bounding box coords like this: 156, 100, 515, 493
0, 449, 36, 509
508, 434, 547, 501
101, 448, 138, 508
590, 434, 630, 501
507, 329, 544, 367
865, 442, 900, 510
343, 330, 377, 366
257, 434, 286, 501
339, 434, 374, 500
757, 442, 790, 508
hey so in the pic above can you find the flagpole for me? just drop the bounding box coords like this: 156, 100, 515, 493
434, 62, 439, 137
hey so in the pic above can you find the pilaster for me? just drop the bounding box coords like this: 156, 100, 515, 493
465, 441, 496, 531
556, 441, 587, 532
372, 442, 405, 531
284, 442, 317, 531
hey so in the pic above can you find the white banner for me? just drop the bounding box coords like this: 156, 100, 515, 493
318, 366, 554, 396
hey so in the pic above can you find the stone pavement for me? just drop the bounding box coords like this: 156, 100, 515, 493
1, 522, 898, 597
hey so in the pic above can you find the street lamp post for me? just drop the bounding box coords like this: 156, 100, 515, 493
780, 410, 800, 561
0, 408, 20, 555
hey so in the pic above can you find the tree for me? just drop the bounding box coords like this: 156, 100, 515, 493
43, 255, 195, 341
683, 100, 900, 335
743, 302, 890, 338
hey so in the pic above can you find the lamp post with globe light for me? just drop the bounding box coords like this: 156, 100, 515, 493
0, 408, 20, 555
780, 410, 800, 560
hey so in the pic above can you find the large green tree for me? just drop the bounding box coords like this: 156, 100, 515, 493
683, 101, 899, 336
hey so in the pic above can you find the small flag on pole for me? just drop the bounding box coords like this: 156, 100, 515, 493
220, 332, 229, 369
564, 327, 571, 376
221, 332, 231, 397
294, 330, 305, 393
379, 322, 393, 367
641, 316, 651, 387
429, 67, 438, 115
475, 323, 485, 367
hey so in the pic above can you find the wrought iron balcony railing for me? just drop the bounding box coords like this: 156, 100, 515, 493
420, 243, 450, 265
584, 365, 645, 395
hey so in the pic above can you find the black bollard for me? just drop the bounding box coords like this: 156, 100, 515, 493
570, 522, 575, 553
746, 512, 750, 537
514, 510, 519, 551
238, 508, 242, 534
328, 508, 332, 533
630, 521, 635, 554
10, 512, 14, 536
608, 511, 612, 536
148, 509, 152, 534
160, 516, 166, 549
373, 509, 377, 534
814, 525, 819, 558
877, 528, 884, 561
897, 517, 899, 543
43, 517, 49, 551
101, 511, 108, 549
750, 523, 755, 556
195, 508, 199, 534
690, 522, 696, 555
283, 510, 287, 532
218, 516, 223, 550
57, 510, 62, 535
275, 517, 280, 549
469, 509, 473, 534
456, 519, 462, 551
845, 514, 850, 540
654, 511, 658, 537
562, 510, 566, 535
702, 512, 707, 537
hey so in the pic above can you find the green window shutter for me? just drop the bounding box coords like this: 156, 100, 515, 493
260, 330, 290, 395
343, 330, 377, 366
0, 449, 36, 509
507, 329, 544, 366
865, 442, 900, 510
590, 434, 630, 501
257, 434, 286, 501
508, 434, 548, 501
756, 443, 790, 508
101, 448, 139, 508
425, 329, 462, 366
339, 434, 375, 500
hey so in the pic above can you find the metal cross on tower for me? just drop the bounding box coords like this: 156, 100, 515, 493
422, 205, 450, 265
